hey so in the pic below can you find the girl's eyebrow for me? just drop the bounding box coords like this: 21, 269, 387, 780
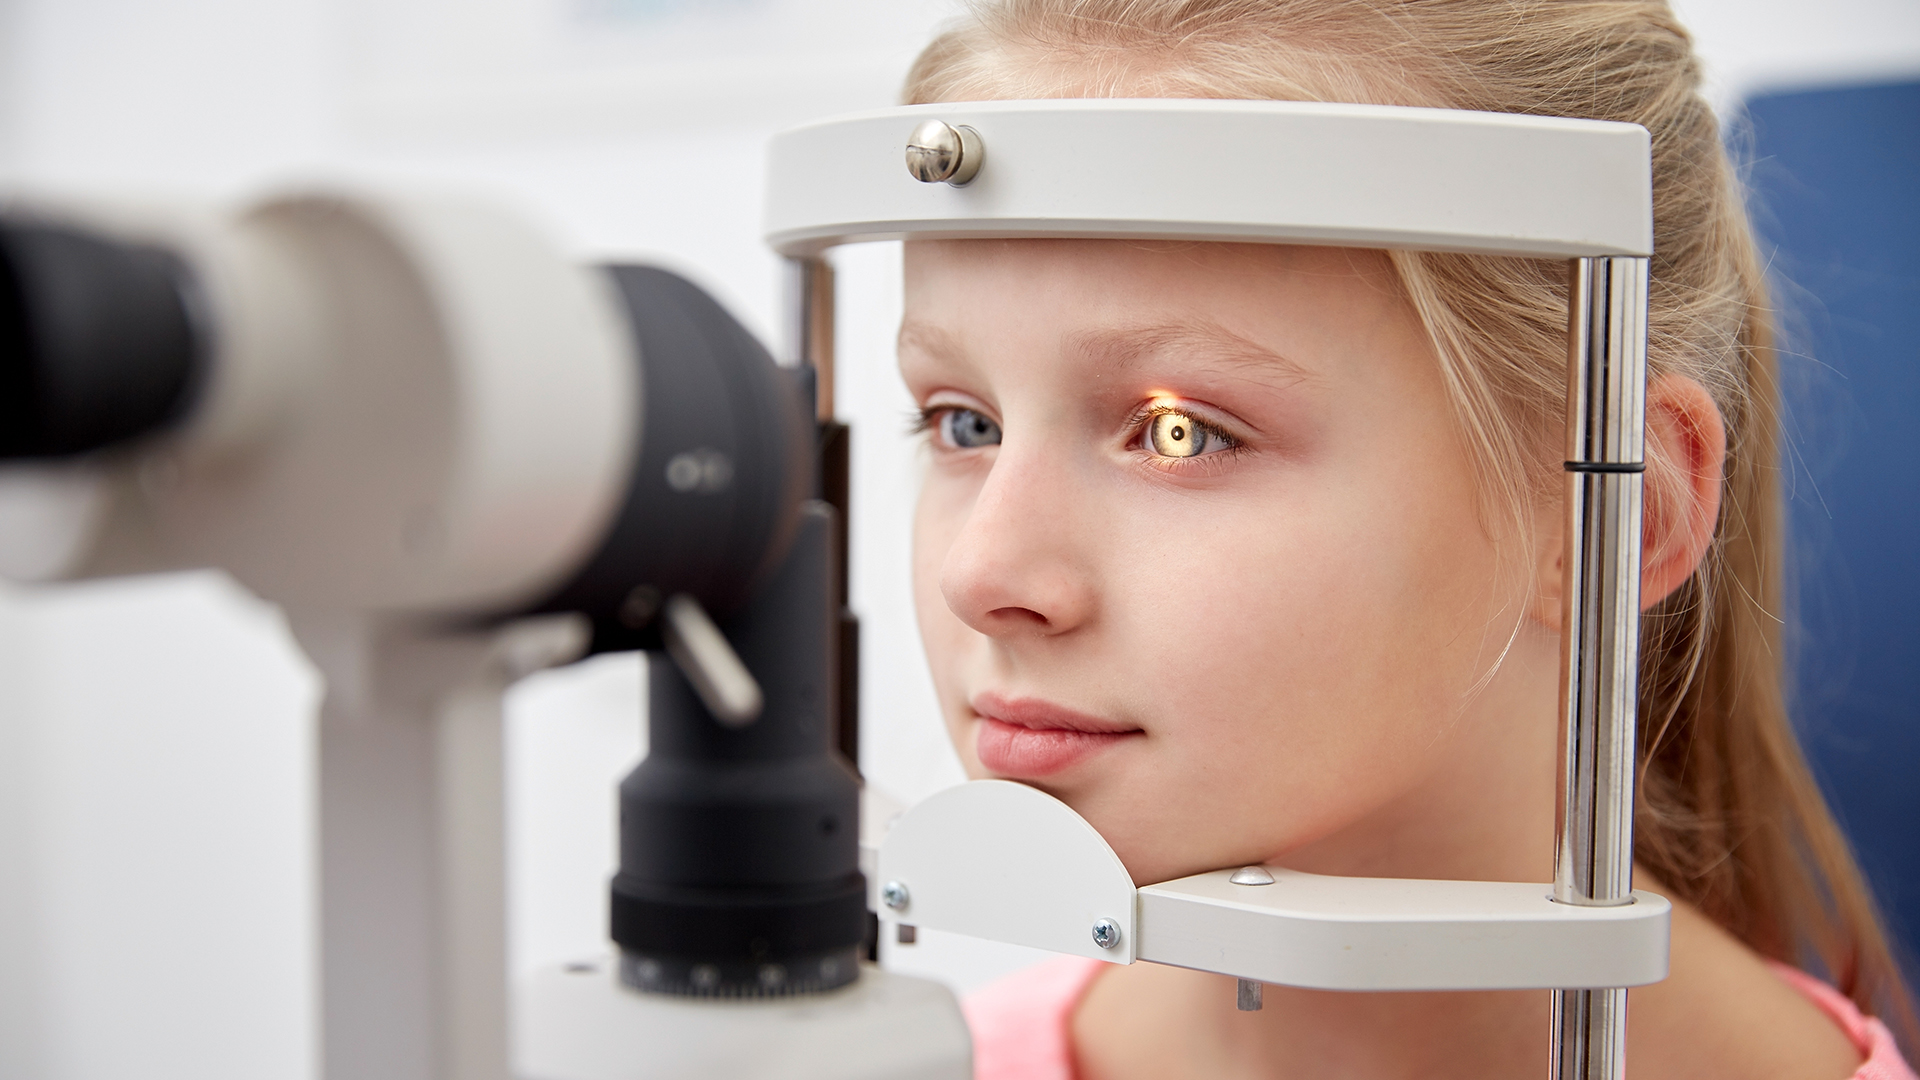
897, 319, 965, 366
1069, 320, 1315, 389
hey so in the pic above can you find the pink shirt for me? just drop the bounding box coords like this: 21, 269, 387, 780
964, 956, 1916, 1080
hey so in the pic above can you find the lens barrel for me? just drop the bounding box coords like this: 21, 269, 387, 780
610, 504, 866, 997
0, 219, 205, 459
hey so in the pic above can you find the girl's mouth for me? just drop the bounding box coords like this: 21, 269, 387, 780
970, 693, 1143, 778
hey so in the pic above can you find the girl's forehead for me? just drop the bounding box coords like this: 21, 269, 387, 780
900, 238, 1408, 364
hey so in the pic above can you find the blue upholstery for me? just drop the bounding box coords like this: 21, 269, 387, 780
1743, 80, 1920, 984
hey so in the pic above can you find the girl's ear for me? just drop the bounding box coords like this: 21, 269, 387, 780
1529, 373, 1727, 627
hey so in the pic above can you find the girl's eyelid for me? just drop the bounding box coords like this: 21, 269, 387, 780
918, 390, 999, 423
911, 392, 1001, 440
1126, 397, 1251, 446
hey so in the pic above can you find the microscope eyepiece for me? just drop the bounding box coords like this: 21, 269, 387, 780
0, 219, 205, 459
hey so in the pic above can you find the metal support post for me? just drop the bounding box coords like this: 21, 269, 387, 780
1551, 256, 1650, 1080
787, 256, 837, 420
786, 256, 862, 776
296, 616, 585, 1080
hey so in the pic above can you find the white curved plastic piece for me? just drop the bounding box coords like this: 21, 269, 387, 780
877, 780, 1138, 963
1138, 868, 1671, 991
765, 99, 1653, 259
165, 189, 640, 614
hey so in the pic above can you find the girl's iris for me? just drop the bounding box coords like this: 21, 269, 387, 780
940, 407, 1002, 448
1147, 410, 1229, 459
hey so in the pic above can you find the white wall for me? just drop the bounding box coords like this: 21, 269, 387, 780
0, 2, 1913, 1077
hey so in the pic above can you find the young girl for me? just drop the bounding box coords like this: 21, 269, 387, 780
891, 2, 1917, 1078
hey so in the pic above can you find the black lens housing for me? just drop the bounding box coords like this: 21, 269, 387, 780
610, 504, 865, 998
0, 219, 206, 459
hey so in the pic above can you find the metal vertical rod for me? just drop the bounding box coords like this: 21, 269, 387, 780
1551, 255, 1650, 1080
787, 256, 837, 420
786, 256, 862, 775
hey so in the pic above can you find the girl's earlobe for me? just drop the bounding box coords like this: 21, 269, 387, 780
1527, 511, 1565, 632
1639, 374, 1727, 610
1526, 373, 1726, 629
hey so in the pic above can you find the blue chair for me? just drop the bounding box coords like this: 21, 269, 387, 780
1743, 79, 1920, 989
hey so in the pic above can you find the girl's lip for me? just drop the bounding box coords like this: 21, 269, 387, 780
970, 693, 1142, 735
970, 693, 1143, 778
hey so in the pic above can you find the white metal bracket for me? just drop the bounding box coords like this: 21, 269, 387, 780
876, 781, 1669, 991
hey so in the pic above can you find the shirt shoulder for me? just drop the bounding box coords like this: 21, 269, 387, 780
962, 956, 1915, 1079
963, 956, 1109, 1080
1769, 963, 1917, 1080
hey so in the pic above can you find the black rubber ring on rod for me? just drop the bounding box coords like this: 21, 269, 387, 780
1564, 461, 1647, 474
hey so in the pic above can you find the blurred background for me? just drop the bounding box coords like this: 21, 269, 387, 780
0, 1, 1913, 1076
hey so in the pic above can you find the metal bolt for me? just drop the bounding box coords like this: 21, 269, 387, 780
1091, 918, 1122, 950
1229, 865, 1276, 886
881, 880, 910, 911
905, 119, 984, 186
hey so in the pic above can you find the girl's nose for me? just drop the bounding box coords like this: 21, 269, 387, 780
938, 445, 1098, 639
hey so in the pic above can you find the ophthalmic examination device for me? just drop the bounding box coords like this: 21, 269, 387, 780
0, 96, 1664, 1080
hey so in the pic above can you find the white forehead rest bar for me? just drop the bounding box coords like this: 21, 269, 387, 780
764, 99, 1652, 259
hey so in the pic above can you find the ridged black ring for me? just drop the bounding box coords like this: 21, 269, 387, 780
1564, 460, 1646, 474
609, 872, 868, 960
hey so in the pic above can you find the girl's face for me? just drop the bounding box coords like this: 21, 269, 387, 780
902, 239, 1560, 887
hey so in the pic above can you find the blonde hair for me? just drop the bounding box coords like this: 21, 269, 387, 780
906, 0, 1914, 1034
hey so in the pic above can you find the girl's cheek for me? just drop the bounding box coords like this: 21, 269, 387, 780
911, 472, 973, 662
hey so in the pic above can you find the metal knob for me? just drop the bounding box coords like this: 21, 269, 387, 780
905, 119, 983, 186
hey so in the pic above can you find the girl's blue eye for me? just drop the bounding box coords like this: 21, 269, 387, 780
1146, 410, 1233, 459
939, 408, 1002, 449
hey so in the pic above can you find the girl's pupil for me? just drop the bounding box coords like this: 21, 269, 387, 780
1149, 412, 1207, 458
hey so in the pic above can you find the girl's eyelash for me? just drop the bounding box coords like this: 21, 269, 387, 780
907, 406, 945, 436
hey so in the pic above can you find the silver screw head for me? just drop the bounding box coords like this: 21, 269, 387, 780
881, 880, 910, 911
1091, 918, 1122, 950
1229, 865, 1276, 886
905, 119, 983, 186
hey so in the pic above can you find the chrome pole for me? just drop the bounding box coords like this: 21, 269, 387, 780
1551, 256, 1650, 1080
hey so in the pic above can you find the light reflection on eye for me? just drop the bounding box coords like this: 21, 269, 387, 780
1146, 409, 1233, 459
939, 407, 1002, 449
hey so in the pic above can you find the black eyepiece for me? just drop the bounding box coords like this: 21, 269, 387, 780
0, 219, 205, 459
